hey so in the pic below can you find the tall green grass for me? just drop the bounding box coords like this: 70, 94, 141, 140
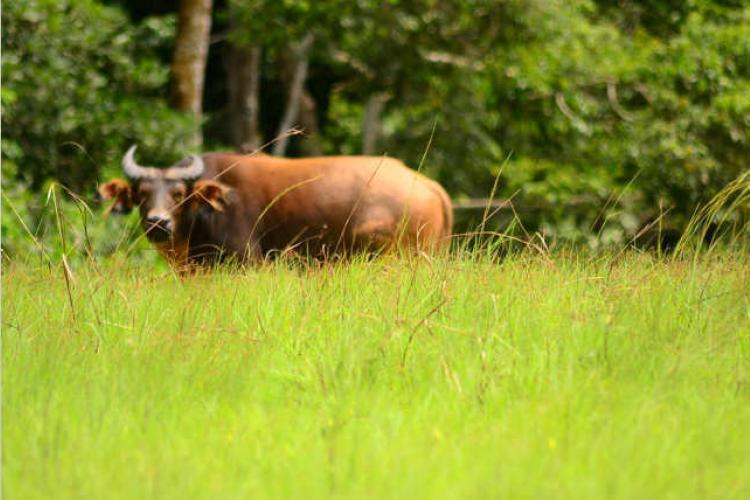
4, 249, 749, 499
4, 168, 750, 498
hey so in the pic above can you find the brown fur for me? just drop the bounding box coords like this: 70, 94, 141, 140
99, 153, 453, 269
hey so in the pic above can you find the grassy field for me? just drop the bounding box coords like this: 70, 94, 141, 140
3, 250, 750, 499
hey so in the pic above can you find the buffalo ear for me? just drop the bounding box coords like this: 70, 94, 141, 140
97, 179, 133, 214
192, 180, 234, 212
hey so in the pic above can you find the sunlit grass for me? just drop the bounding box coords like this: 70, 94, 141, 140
3, 250, 749, 499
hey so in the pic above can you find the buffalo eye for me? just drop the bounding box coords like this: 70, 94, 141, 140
171, 187, 186, 202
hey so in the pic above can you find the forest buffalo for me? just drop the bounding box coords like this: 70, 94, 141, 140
98, 146, 452, 271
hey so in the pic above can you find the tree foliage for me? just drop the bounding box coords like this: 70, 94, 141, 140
3, 0, 748, 246
2, 0, 194, 191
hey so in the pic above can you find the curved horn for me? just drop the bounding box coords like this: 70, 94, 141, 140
167, 154, 205, 181
122, 145, 150, 180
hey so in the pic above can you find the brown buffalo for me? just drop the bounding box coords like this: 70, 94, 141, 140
99, 146, 452, 270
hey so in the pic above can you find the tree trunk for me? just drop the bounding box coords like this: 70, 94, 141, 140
273, 33, 315, 157
362, 92, 390, 155
171, 0, 213, 148
295, 87, 323, 156
226, 44, 263, 153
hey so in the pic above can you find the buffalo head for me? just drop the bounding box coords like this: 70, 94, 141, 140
98, 146, 233, 243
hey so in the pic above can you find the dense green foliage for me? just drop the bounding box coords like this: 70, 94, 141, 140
2, 0, 749, 246
4, 253, 750, 498
1, 0, 193, 191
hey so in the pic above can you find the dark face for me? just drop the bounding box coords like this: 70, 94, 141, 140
134, 176, 188, 242
98, 147, 232, 246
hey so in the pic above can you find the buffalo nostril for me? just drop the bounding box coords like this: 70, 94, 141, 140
145, 217, 171, 232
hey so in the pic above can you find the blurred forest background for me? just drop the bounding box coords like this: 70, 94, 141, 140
2, 0, 749, 257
